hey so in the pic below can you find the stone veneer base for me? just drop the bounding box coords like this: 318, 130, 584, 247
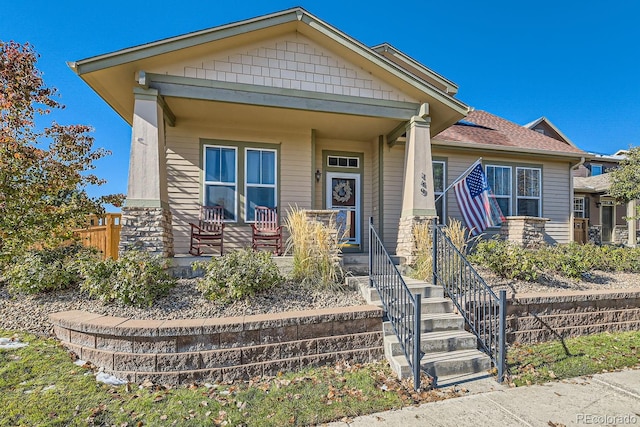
50, 306, 384, 385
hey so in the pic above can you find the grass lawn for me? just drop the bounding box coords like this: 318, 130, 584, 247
1, 329, 639, 426
0, 330, 459, 427
507, 330, 640, 386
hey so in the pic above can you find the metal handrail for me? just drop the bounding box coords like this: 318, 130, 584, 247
432, 224, 507, 382
368, 218, 423, 390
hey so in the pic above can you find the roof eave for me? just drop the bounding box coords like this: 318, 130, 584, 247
431, 138, 589, 160
370, 43, 459, 95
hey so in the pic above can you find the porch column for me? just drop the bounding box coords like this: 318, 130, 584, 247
396, 110, 436, 264
119, 88, 174, 257
628, 200, 637, 247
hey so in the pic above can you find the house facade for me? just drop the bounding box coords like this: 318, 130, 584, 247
573, 152, 637, 245
71, 8, 587, 258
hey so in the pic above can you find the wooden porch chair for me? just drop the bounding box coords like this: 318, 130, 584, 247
189, 206, 225, 256
251, 206, 283, 255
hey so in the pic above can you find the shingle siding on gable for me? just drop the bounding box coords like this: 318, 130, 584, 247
154, 34, 418, 103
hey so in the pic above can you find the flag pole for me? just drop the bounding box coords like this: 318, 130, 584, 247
435, 157, 482, 203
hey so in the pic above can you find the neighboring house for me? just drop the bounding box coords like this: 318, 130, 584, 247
527, 117, 637, 246
69, 7, 587, 258
573, 151, 637, 246
431, 110, 587, 244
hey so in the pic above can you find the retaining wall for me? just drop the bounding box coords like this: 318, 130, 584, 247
50, 306, 383, 385
506, 289, 640, 343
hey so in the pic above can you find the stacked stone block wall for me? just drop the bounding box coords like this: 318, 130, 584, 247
499, 216, 548, 248
506, 289, 640, 344
119, 207, 174, 257
50, 306, 383, 385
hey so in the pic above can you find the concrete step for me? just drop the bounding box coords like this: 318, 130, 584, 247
421, 349, 492, 379
383, 313, 464, 335
386, 349, 492, 381
384, 329, 478, 357
359, 284, 444, 305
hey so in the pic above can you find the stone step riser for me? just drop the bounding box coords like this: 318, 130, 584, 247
383, 318, 465, 335
385, 335, 478, 357
422, 355, 492, 378
363, 286, 444, 302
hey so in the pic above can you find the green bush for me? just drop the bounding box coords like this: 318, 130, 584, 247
3, 244, 99, 294
471, 239, 640, 281
194, 248, 284, 302
469, 239, 540, 281
78, 250, 176, 307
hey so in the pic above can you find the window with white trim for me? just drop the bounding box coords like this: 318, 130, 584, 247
516, 167, 541, 216
204, 146, 237, 220
573, 197, 585, 218
433, 161, 446, 224
485, 165, 512, 216
245, 148, 277, 222
590, 164, 603, 176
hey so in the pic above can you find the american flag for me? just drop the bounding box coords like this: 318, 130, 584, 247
454, 163, 504, 235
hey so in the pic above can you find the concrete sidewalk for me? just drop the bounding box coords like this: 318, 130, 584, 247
326, 369, 640, 426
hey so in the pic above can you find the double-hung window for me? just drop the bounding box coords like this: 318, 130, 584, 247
204, 146, 237, 220
516, 167, 541, 216
245, 148, 277, 222
433, 161, 446, 224
573, 197, 585, 218
485, 165, 512, 216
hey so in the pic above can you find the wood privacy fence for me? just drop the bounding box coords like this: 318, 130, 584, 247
75, 214, 121, 259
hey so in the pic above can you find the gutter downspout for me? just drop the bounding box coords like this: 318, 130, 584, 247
570, 157, 586, 243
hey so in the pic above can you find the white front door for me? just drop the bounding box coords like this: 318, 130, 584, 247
326, 172, 360, 247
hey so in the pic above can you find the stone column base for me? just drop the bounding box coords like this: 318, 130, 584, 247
395, 215, 436, 265
499, 216, 548, 248
119, 206, 174, 258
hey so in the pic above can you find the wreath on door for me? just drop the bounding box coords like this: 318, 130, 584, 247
333, 180, 353, 203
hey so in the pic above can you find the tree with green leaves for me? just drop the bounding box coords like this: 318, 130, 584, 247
0, 40, 122, 260
608, 146, 640, 218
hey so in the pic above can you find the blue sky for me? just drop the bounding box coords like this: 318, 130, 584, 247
3, 0, 639, 204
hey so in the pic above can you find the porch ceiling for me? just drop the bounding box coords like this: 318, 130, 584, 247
164, 97, 403, 140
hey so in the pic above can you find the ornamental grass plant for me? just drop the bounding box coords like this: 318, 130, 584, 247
285, 206, 346, 289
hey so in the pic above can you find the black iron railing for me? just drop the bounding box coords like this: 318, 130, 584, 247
368, 218, 423, 390
431, 224, 507, 382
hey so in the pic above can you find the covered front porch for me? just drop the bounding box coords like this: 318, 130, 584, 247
69, 8, 468, 262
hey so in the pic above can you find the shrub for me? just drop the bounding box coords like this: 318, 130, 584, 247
194, 248, 283, 302
78, 250, 176, 307
470, 239, 540, 281
284, 207, 345, 289
3, 244, 99, 294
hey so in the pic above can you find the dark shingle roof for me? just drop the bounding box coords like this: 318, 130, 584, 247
434, 110, 586, 155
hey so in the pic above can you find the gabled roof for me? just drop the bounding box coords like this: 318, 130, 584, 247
433, 110, 587, 158
69, 7, 468, 133
524, 116, 576, 147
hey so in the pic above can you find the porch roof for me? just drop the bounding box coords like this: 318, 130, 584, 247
574, 174, 612, 193
68, 7, 468, 137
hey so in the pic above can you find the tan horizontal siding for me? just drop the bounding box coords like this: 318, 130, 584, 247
382, 144, 404, 251
431, 149, 573, 244
165, 124, 312, 254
